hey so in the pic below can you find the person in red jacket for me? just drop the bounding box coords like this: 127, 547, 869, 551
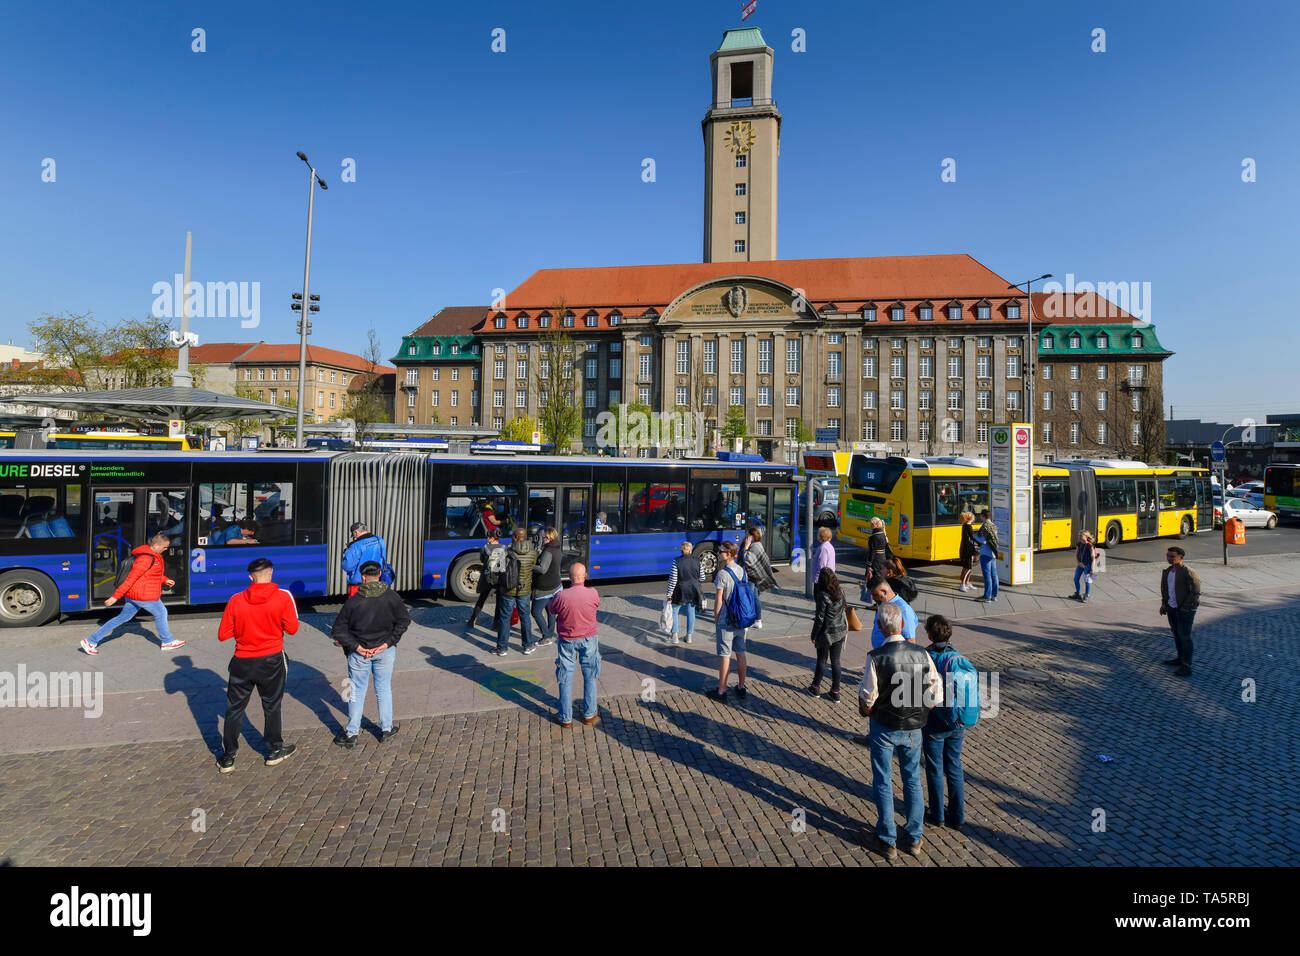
216, 557, 300, 773
80, 533, 183, 654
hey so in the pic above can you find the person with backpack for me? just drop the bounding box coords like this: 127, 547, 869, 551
1159, 545, 1200, 677
808, 567, 847, 703
531, 526, 562, 648
708, 541, 759, 701
495, 527, 538, 657
468, 528, 505, 630
1070, 531, 1098, 602
665, 540, 704, 644
921, 614, 977, 831
342, 521, 389, 599
215, 557, 300, 772
857, 602, 943, 860
332, 560, 411, 748
975, 509, 1002, 603
79, 533, 184, 654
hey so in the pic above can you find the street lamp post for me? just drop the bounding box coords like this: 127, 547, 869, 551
1007, 273, 1053, 433
294, 151, 328, 448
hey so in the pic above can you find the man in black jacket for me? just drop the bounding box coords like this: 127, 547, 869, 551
857, 602, 943, 860
1159, 546, 1201, 677
332, 561, 411, 748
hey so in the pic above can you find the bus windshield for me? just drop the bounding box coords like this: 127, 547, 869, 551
848, 456, 906, 493
1265, 467, 1294, 498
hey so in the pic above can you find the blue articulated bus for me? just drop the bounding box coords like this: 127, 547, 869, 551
0, 449, 798, 627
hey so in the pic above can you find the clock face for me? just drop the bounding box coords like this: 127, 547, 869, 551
724, 120, 756, 154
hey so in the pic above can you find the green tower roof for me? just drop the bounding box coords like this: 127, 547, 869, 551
716, 27, 767, 52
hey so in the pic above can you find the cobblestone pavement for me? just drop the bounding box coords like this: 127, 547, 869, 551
2, 589, 1295, 866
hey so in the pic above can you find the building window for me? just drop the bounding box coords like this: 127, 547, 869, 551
677, 340, 690, 375
432, 368, 440, 381
977, 421, 989, 443
756, 418, 771, 436
639, 334, 653, 347
609, 312, 622, 327
1007, 355, 1021, 378
329, 393, 335, 408
828, 351, 841, 379
919, 420, 931, 442
919, 356, 933, 379
1008, 337, 1022, 350
948, 304, 962, 321
863, 306, 877, 323
948, 391, 962, 411
731, 340, 744, 374
734, 240, 746, 255
1007, 303, 1020, 319
585, 358, 597, 379
1043, 421, 1053, 443
891, 337, 905, 350
257, 368, 265, 380
1097, 332, 1109, 349
1042, 334, 1054, 350
516, 315, 529, 330
284, 368, 292, 381
1068, 333, 1081, 349
496, 344, 507, 355
735, 183, 746, 196
451, 391, 459, 407
450, 416, 458, 425
948, 355, 963, 378
826, 419, 841, 438
890, 420, 904, 441
1098, 422, 1109, 443
703, 340, 716, 374
634, 387, 646, 405
891, 305, 905, 322
1070, 391, 1081, 410
758, 338, 772, 373
494, 316, 506, 329
1131, 392, 1142, 412
917, 390, 931, 411
827, 386, 841, 407
977, 390, 991, 411
1132, 422, 1142, 443
977, 336, 991, 348
511, 390, 524, 409
452, 343, 460, 355
863, 355, 877, 378
316, 392, 323, 407
1127, 364, 1145, 384
1097, 390, 1108, 411
407, 415, 415, 425
786, 418, 799, 439
610, 358, 622, 379
471, 392, 479, 406
863, 420, 878, 441
977, 355, 991, 378
540, 359, 552, 379
786, 339, 801, 374
1131, 332, 1144, 348
1097, 365, 1108, 380
407, 343, 417, 356
493, 390, 504, 408
1070, 422, 1081, 444
703, 387, 716, 407
1007, 390, 1021, 411
517, 360, 529, 380
977, 304, 991, 320
585, 313, 598, 328
828, 333, 843, 345
1043, 390, 1053, 410
563, 313, 575, 328
493, 416, 505, 430
430, 391, 439, 407
863, 389, 876, 410
948, 337, 962, 349
786, 386, 800, 406
639, 353, 652, 382
584, 389, 596, 409
1042, 364, 1053, 380
735, 211, 746, 225
890, 390, 904, 410
1070, 364, 1080, 380
730, 386, 744, 406
405, 368, 418, 386
562, 360, 574, 379
891, 356, 904, 378
494, 360, 505, 379
758, 386, 771, 406
537, 314, 551, 329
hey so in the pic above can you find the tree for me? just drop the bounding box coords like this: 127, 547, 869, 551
28, 312, 183, 392
500, 414, 540, 442
338, 325, 390, 445
27, 312, 110, 390
721, 404, 750, 450
534, 306, 582, 453
792, 418, 815, 445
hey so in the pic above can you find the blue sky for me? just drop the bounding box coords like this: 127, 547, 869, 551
2, 0, 1296, 424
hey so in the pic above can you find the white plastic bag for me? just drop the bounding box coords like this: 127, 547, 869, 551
659, 601, 674, 635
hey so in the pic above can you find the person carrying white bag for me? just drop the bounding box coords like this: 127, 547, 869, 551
664, 541, 705, 644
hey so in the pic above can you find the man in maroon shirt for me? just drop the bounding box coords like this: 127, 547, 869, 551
215, 557, 300, 773
548, 562, 601, 728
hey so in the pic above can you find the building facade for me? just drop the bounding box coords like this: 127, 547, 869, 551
232, 344, 395, 421
391, 307, 484, 427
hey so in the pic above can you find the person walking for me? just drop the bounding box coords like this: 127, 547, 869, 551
858, 602, 943, 860
808, 567, 847, 703
495, 527, 537, 656
666, 540, 704, 644
866, 517, 893, 581
550, 562, 601, 727
342, 521, 387, 598
708, 541, 750, 701
1071, 531, 1097, 602
975, 509, 1002, 603
810, 526, 836, 584
741, 525, 778, 594
332, 560, 411, 748
468, 528, 505, 629
957, 512, 978, 592
79, 533, 185, 654
1159, 545, 1200, 677
921, 614, 966, 831
215, 557, 300, 772
531, 526, 562, 648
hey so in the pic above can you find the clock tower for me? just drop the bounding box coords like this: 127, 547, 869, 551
702, 28, 781, 263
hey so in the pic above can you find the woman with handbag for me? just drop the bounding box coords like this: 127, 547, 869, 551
957, 511, 977, 592
1070, 531, 1097, 602
742, 526, 779, 594
809, 567, 850, 703
665, 541, 704, 644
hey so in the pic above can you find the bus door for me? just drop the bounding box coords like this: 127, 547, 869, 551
1136, 479, 1159, 537
527, 485, 590, 573
744, 482, 795, 562
90, 486, 189, 602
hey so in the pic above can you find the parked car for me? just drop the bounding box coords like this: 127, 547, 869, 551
1212, 492, 1224, 528
798, 477, 841, 529
1222, 497, 1278, 529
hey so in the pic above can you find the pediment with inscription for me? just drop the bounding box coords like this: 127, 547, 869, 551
661, 278, 809, 323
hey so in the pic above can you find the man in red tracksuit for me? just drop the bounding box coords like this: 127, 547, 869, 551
216, 557, 300, 773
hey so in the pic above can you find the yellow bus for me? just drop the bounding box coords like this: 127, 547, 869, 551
838, 455, 1213, 562
0, 429, 194, 451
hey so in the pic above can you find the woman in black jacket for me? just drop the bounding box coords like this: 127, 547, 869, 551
958, 511, 978, 592
866, 517, 892, 580
665, 541, 704, 644
530, 527, 563, 645
809, 567, 847, 703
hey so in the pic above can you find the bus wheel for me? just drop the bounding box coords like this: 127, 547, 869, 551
695, 543, 717, 578
0, 570, 59, 628
447, 554, 482, 604
1180, 516, 1194, 538
1103, 522, 1122, 549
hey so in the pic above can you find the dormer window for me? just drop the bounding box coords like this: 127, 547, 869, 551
1096, 332, 1109, 350
407, 343, 417, 356
863, 304, 877, 323
918, 302, 934, 322
432, 342, 442, 355
1068, 332, 1082, 349
1042, 333, 1054, 349
516, 315, 529, 329
947, 302, 963, 321
890, 302, 906, 322
976, 300, 992, 320
585, 311, 599, 328
538, 312, 551, 328
494, 315, 506, 329
609, 311, 622, 326
451, 343, 460, 355
1007, 301, 1021, 319
563, 312, 575, 328
1131, 331, 1144, 348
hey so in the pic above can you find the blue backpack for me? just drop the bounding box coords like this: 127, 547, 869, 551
724, 565, 761, 629
931, 648, 980, 729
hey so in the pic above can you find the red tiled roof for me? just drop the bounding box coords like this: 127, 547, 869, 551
234, 343, 396, 376
410, 307, 488, 337
1032, 291, 1139, 325
100, 342, 262, 365
480, 254, 1028, 331
349, 371, 395, 393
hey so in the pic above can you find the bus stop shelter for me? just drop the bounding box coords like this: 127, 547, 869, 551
0, 386, 290, 425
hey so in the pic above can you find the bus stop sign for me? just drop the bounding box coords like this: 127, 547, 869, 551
1210, 441, 1226, 463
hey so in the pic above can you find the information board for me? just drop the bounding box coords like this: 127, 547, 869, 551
989, 422, 1034, 585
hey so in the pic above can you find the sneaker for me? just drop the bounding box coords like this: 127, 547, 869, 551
380, 723, 400, 743
522, 644, 537, 655
827, 690, 841, 704
79, 638, 99, 656
161, 640, 186, 650
808, 685, 823, 698
216, 754, 235, 773
683, 634, 693, 644
264, 744, 297, 766
669, 634, 680, 644
493, 648, 509, 657
901, 837, 925, 857
735, 685, 748, 700
536, 637, 556, 648
333, 731, 357, 749
706, 687, 728, 701
1069, 592, 1081, 601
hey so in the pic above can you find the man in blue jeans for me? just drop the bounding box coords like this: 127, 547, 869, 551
976, 508, 1001, 602
549, 562, 601, 727
920, 614, 966, 831
331, 561, 411, 747
858, 603, 943, 860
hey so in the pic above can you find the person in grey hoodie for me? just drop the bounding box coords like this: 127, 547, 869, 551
808, 567, 848, 703
531, 526, 562, 648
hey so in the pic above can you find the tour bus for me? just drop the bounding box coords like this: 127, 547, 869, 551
837, 454, 1212, 562
0, 449, 798, 627
1263, 464, 1300, 521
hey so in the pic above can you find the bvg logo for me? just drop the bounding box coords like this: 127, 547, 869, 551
993, 429, 1008, 444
